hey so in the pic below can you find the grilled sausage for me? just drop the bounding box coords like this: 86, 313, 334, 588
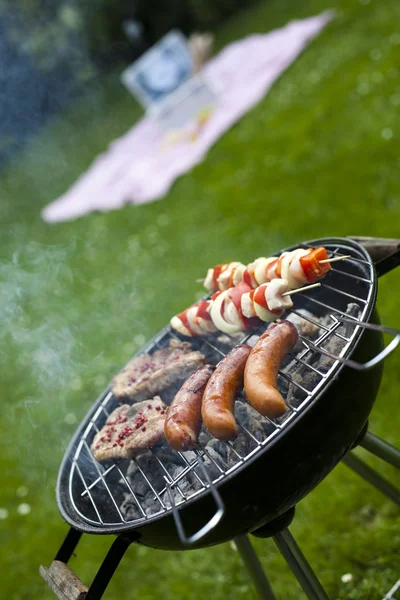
244, 320, 298, 417
202, 344, 252, 441
165, 364, 215, 451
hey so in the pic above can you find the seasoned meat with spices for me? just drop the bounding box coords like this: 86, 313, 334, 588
112, 339, 205, 402
91, 397, 167, 462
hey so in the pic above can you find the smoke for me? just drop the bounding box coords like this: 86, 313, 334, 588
0, 239, 96, 482
0, 241, 80, 403
0, 237, 143, 443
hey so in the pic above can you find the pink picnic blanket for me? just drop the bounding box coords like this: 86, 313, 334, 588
42, 11, 332, 223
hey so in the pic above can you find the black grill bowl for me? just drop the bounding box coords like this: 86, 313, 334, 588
56, 238, 386, 550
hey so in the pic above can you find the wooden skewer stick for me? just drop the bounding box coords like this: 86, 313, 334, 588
282, 282, 321, 297
319, 255, 351, 264
195, 278, 204, 283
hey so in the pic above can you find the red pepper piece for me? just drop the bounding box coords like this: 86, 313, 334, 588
299, 247, 331, 282
194, 300, 212, 323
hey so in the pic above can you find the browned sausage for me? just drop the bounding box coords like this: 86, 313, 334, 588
244, 320, 298, 417
165, 364, 215, 451
201, 344, 252, 441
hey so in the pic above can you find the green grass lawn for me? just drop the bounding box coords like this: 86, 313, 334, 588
1, 0, 400, 598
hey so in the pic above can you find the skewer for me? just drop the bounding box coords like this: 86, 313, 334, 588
319, 255, 351, 264
193, 281, 321, 298
282, 282, 321, 297
196, 254, 351, 285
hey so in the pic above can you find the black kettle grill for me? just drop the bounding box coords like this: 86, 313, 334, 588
40, 236, 400, 600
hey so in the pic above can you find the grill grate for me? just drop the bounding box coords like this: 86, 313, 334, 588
68, 241, 376, 528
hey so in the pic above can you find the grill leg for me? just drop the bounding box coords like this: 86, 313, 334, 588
233, 535, 277, 600
55, 527, 83, 563
85, 534, 133, 600
273, 528, 329, 600
342, 452, 400, 506
360, 431, 400, 470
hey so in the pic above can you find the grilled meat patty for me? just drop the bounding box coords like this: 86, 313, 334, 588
112, 339, 205, 402
91, 397, 167, 462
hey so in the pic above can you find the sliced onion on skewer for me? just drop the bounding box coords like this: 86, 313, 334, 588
232, 263, 246, 286
194, 300, 217, 333
186, 306, 206, 335
280, 249, 309, 289
170, 315, 192, 337
241, 292, 257, 319
253, 302, 281, 323
253, 257, 278, 286
203, 268, 216, 291
210, 290, 243, 334
287, 249, 310, 286
223, 295, 243, 328
218, 262, 245, 291
265, 279, 294, 311
252, 285, 283, 322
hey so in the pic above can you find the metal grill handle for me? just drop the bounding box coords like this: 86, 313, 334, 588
302, 316, 400, 371
164, 453, 225, 546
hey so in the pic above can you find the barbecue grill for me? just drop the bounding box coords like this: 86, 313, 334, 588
41, 236, 400, 600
